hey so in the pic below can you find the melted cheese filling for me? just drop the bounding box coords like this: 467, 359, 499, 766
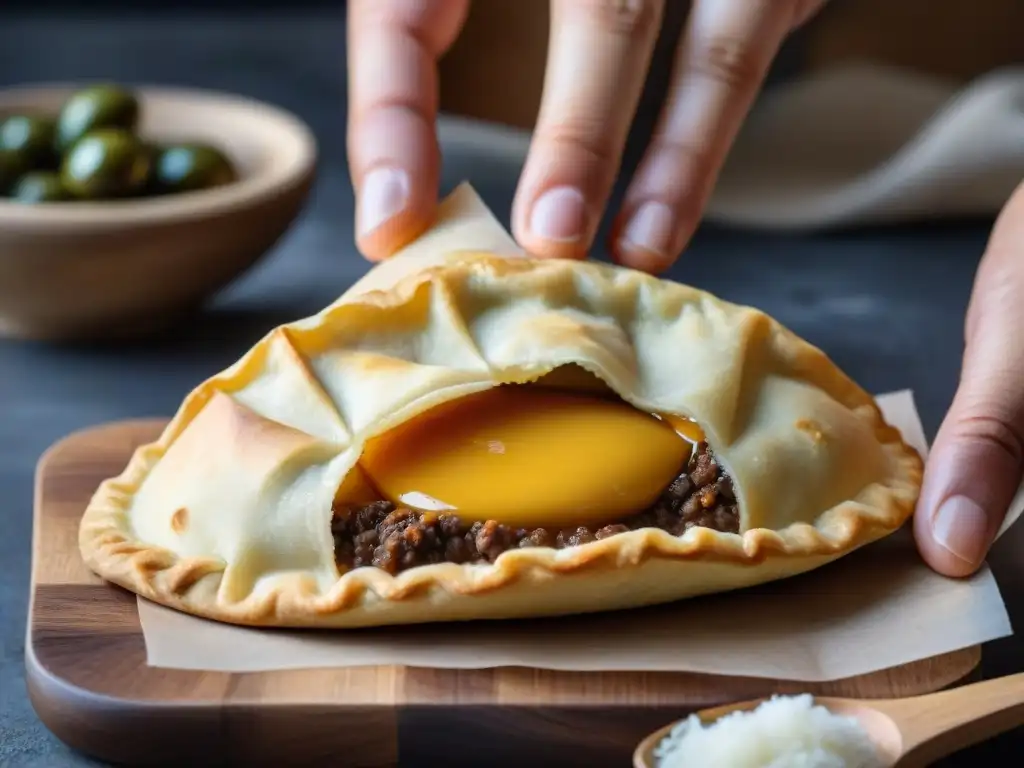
358, 386, 703, 529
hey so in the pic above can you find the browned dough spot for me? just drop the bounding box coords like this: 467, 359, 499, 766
795, 418, 826, 444
171, 507, 189, 534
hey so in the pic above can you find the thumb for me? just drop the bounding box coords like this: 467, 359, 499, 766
914, 181, 1024, 577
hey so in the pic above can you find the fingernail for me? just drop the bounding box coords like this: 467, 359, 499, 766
358, 166, 409, 238
528, 186, 586, 242
621, 201, 674, 257
931, 494, 991, 566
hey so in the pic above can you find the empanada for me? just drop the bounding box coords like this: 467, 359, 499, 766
79, 183, 923, 628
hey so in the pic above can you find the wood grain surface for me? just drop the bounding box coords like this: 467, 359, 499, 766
26, 420, 982, 767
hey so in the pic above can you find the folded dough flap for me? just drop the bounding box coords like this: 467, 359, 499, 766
128, 390, 353, 602
287, 275, 497, 436
227, 326, 351, 444
111, 183, 918, 605
332, 180, 526, 305
288, 251, 912, 539
719, 376, 899, 533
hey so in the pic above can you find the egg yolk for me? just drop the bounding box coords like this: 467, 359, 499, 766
664, 415, 707, 445
358, 386, 699, 530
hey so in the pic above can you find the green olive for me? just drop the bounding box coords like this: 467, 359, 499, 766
151, 143, 238, 195
60, 129, 152, 199
137, 141, 163, 187
10, 171, 71, 203
0, 114, 58, 169
0, 148, 30, 195
56, 85, 140, 152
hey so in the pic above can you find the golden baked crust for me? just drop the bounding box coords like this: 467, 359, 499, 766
78, 183, 923, 628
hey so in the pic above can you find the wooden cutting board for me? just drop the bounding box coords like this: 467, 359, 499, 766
27, 420, 982, 768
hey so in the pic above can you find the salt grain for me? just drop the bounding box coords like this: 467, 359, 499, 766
653, 694, 885, 768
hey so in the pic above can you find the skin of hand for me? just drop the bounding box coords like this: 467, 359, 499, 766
345, 0, 824, 268
346, 0, 1023, 578
913, 179, 1024, 578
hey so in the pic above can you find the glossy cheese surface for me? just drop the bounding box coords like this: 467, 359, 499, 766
358, 386, 693, 529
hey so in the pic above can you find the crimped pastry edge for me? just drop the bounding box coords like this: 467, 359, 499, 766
77, 255, 924, 629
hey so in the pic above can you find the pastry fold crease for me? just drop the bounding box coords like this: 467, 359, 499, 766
78, 184, 922, 628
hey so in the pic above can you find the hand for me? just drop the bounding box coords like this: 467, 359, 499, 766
914, 180, 1024, 577
346, 0, 825, 271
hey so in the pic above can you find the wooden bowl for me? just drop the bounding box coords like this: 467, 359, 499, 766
0, 84, 317, 341
633, 719, 679, 767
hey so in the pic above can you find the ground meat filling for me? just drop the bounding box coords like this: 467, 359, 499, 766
332, 441, 740, 575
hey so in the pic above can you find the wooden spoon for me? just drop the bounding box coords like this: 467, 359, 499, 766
633, 672, 1024, 767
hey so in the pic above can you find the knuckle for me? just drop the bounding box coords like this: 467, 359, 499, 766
353, 100, 430, 134
352, 0, 466, 55
635, 136, 714, 219
539, 118, 622, 169
684, 35, 767, 92
648, 135, 712, 180
951, 412, 1024, 466
574, 0, 664, 39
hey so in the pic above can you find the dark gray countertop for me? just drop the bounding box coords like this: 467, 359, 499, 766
1, 11, 1022, 767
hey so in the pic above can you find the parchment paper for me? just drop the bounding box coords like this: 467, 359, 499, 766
137, 184, 1021, 682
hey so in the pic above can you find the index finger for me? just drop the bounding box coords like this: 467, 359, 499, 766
347, 0, 470, 260
612, 0, 824, 272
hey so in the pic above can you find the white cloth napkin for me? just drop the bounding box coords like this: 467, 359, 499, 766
438, 63, 1024, 229
709, 63, 1024, 228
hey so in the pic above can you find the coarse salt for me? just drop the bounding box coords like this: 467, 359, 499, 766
653, 693, 885, 768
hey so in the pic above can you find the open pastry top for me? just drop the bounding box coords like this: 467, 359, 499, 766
79, 183, 923, 628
